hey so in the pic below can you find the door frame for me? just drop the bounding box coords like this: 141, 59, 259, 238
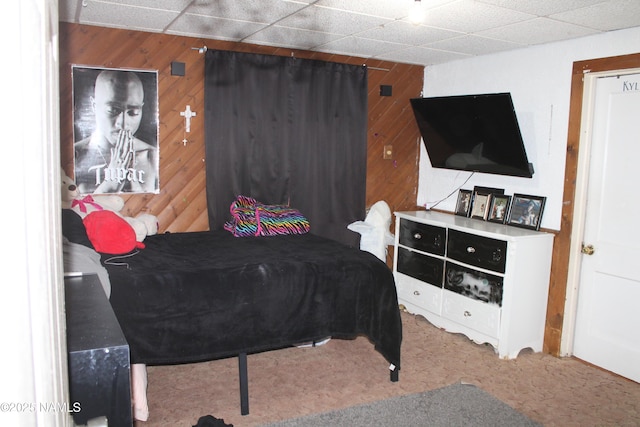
551, 53, 640, 357
561, 66, 640, 356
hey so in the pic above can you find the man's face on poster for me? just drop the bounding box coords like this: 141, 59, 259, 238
92, 72, 145, 145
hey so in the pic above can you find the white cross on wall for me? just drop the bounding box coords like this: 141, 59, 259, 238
180, 105, 197, 133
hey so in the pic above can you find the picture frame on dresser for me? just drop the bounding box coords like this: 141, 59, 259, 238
455, 189, 473, 217
507, 194, 546, 230
487, 194, 511, 224
470, 192, 491, 220
473, 186, 504, 196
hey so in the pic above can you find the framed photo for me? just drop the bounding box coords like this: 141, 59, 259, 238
470, 192, 491, 220
507, 194, 546, 230
473, 186, 504, 197
72, 65, 160, 195
455, 189, 473, 217
487, 195, 511, 224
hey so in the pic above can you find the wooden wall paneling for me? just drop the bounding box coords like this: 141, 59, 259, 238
59, 23, 423, 237
366, 63, 423, 215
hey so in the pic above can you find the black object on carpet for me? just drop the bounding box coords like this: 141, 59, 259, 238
260, 383, 541, 427
193, 414, 233, 427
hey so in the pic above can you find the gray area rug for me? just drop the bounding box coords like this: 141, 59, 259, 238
261, 383, 541, 427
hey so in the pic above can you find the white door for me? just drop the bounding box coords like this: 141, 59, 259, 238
572, 71, 640, 383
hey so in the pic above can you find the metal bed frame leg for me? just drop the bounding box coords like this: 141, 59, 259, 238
238, 352, 395, 415
390, 363, 399, 382
239, 352, 249, 415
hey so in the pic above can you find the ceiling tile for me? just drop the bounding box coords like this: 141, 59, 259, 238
478, 17, 599, 45
476, 0, 606, 16
96, 0, 192, 10
357, 20, 462, 46
376, 46, 471, 66
185, 0, 308, 24
77, 1, 180, 31
314, 0, 449, 20
314, 36, 407, 58
167, 13, 266, 41
245, 26, 344, 51
550, 0, 640, 31
426, 34, 524, 55
422, 0, 535, 33
276, 5, 391, 35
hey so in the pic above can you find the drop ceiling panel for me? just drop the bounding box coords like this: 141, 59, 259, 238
186, 0, 309, 24
59, 0, 640, 66
421, 0, 535, 33
426, 35, 524, 56
314, 36, 406, 58
357, 20, 462, 46
74, 1, 180, 32
550, 0, 640, 31
276, 6, 391, 35
476, 0, 607, 16
98, 0, 192, 10
478, 17, 600, 45
244, 26, 344, 51
314, 0, 445, 20
377, 46, 471, 66
167, 14, 267, 41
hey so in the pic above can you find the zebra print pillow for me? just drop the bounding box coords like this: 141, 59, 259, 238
224, 195, 310, 237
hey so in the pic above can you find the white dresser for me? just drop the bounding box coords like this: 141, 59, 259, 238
393, 210, 554, 359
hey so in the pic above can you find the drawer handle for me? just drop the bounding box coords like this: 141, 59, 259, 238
414, 233, 422, 240
413, 290, 420, 296
466, 246, 476, 253
464, 310, 472, 317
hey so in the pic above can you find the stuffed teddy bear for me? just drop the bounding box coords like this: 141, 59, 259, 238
61, 170, 80, 209
61, 168, 126, 217
61, 168, 159, 243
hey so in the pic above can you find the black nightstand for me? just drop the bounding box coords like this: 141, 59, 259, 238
65, 274, 132, 426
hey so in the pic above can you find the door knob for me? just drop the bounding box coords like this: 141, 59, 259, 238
581, 244, 595, 255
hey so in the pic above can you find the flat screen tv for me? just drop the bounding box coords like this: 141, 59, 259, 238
410, 93, 534, 178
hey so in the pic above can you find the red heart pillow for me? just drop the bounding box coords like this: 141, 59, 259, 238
83, 210, 145, 254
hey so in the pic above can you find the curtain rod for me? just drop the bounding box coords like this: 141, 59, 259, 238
366, 65, 390, 72
190, 47, 390, 72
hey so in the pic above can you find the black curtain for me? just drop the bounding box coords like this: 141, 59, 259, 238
204, 50, 368, 246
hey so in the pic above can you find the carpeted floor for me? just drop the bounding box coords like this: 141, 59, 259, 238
260, 383, 541, 427
138, 312, 640, 427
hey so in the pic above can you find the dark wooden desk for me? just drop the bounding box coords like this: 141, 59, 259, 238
65, 274, 132, 426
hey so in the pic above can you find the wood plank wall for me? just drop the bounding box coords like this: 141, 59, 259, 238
58, 23, 424, 242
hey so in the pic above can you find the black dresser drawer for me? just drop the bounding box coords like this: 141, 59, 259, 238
397, 247, 444, 287
447, 229, 507, 273
399, 219, 446, 256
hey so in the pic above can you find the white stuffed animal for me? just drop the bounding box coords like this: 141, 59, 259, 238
125, 213, 159, 243
347, 200, 395, 262
61, 170, 80, 209
61, 168, 159, 243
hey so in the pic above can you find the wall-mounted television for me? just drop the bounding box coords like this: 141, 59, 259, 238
410, 93, 534, 178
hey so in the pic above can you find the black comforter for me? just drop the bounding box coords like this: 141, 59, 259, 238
105, 231, 402, 371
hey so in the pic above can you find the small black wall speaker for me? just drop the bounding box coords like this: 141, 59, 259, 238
380, 85, 392, 96
171, 61, 186, 76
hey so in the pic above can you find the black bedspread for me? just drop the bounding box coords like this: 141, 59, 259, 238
105, 231, 402, 371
